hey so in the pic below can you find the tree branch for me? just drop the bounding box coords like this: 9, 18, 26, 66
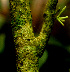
10, 0, 58, 72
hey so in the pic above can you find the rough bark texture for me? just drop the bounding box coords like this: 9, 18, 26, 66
10, 0, 58, 72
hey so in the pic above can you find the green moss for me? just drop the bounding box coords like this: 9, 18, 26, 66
10, 0, 58, 72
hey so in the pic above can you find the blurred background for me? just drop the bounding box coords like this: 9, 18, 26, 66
0, 0, 70, 72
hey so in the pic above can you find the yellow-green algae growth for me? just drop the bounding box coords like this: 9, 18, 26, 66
10, 0, 58, 72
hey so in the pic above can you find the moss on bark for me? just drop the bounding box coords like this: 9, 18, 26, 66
10, 0, 58, 72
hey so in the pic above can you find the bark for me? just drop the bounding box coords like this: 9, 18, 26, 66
10, 0, 58, 72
